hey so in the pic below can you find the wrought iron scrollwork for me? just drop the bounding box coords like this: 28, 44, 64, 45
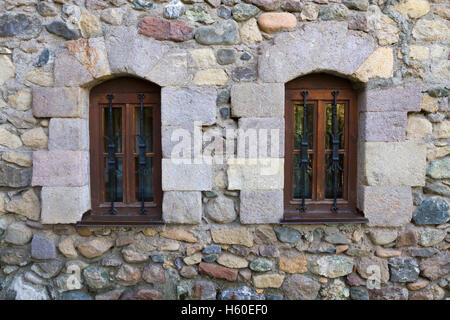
105, 94, 117, 214
326, 91, 343, 212
137, 93, 148, 214
298, 91, 312, 212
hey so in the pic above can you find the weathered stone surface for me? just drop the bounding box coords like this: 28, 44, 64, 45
427, 87, 448, 98
184, 252, 202, 265
5, 222, 33, 245
41, 186, 90, 224
0, 164, 32, 187
244, 0, 281, 11
419, 229, 446, 247
240, 190, 283, 224
66, 38, 111, 79
231, 83, 284, 118
219, 286, 264, 300
388, 257, 419, 283
160, 229, 196, 244
257, 13, 297, 33
356, 256, 390, 283
161, 86, 216, 126
8, 90, 32, 111
369, 229, 398, 245
359, 83, 422, 112
104, 26, 168, 80
79, 11, 102, 38
53, 49, 92, 87
419, 252, 450, 281
0, 247, 30, 266
32, 87, 87, 118
412, 20, 449, 42
217, 253, 248, 269
49, 118, 88, 151
83, 266, 111, 290
273, 226, 301, 243
282, 0, 304, 12
116, 264, 141, 286
194, 69, 229, 86
186, 5, 214, 24
369, 286, 408, 300
407, 279, 429, 291
360, 142, 426, 187
121, 287, 162, 300
0, 13, 42, 39
279, 256, 307, 274
353, 47, 393, 82
164, 0, 186, 19
421, 95, 438, 113
122, 249, 148, 263
413, 197, 450, 225
227, 158, 284, 190
311, 255, 354, 278
319, 4, 349, 21
350, 286, 369, 300
366, 5, 399, 46
95, 289, 124, 300
162, 191, 202, 224
249, 258, 273, 272
409, 45, 430, 61
199, 262, 238, 281
5, 189, 40, 221
32, 151, 89, 187
359, 112, 406, 142
406, 114, 432, 140
325, 233, 351, 245
31, 233, 56, 260
0, 127, 22, 149
217, 5, 232, 19
358, 186, 413, 227
343, 0, 368, 11
231, 66, 257, 82
10, 276, 49, 300
195, 20, 240, 45
58, 237, 78, 258
393, 0, 430, 19
142, 264, 165, 284
138, 17, 194, 42
232, 3, 260, 21
180, 266, 197, 279
320, 279, 350, 300
253, 274, 284, 288
45, 20, 80, 40
21, 127, 48, 149
396, 228, 419, 248
259, 22, 375, 83
31, 260, 63, 279
428, 157, 450, 179
376, 248, 401, 258
211, 228, 253, 247
205, 196, 236, 223
282, 274, 320, 300
190, 48, 215, 67
100, 8, 123, 26
409, 247, 438, 258
77, 238, 114, 259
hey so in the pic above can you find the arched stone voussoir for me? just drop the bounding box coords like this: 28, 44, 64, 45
258, 22, 377, 83
103, 25, 175, 85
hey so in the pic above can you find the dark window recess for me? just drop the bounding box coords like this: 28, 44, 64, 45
78, 77, 163, 226
282, 74, 368, 224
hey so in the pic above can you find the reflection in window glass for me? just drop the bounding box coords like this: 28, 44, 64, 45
103, 106, 122, 153
104, 157, 123, 202
293, 154, 312, 199
135, 157, 154, 202
325, 154, 344, 199
325, 103, 345, 149
294, 104, 314, 150
135, 106, 153, 153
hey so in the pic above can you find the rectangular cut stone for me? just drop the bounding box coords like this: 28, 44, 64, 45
162, 191, 202, 224
161, 123, 196, 159
161, 86, 216, 126
147, 51, 191, 86
360, 142, 426, 186
237, 118, 284, 158
162, 159, 212, 191
49, 118, 89, 151
358, 83, 423, 112
227, 158, 284, 190
231, 83, 284, 118
41, 186, 90, 224
358, 186, 413, 227
359, 112, 406, 142
32, 151, 89, 187
240, 190, 283, 224
32, 87, 88, 118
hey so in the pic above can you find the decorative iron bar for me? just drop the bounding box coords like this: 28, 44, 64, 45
105, 94, 117, 214
327, 91, 343, 212
298, 91, 311, 212
137, 93, 147, 214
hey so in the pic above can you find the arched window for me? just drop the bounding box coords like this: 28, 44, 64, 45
283, 74, 367, 224
79, 77, 162, 226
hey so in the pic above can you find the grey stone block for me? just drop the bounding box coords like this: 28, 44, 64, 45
231, 83, 284, 118
240, 190, 283, 224
41, 186, 90, 224
162, 191, 202, 224
32, 87, 88, 118
49, 118, 89, 151
162, 159, 212, 191
359, 112, 406, 142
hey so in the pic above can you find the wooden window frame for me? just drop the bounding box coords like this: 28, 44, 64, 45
77, 77, 163, 226
282, 74, 368, 224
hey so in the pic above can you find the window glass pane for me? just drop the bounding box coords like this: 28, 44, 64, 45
294, 104, 314, 150
325, 103, 345, 149
293, 153, 312, 199
135, 106, 153, 153
325, 154, 344, 199
135, 157, 154, 202
104, 157, 123, 202
103, 106, 122, 153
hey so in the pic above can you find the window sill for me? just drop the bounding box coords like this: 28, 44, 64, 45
76, 210, 164, 227
281, 209, 368, 225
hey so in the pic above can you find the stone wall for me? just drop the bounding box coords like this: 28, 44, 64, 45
0, 0, 449, 300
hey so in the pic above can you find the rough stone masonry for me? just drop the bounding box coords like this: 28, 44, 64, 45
0, 0, 449, 300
